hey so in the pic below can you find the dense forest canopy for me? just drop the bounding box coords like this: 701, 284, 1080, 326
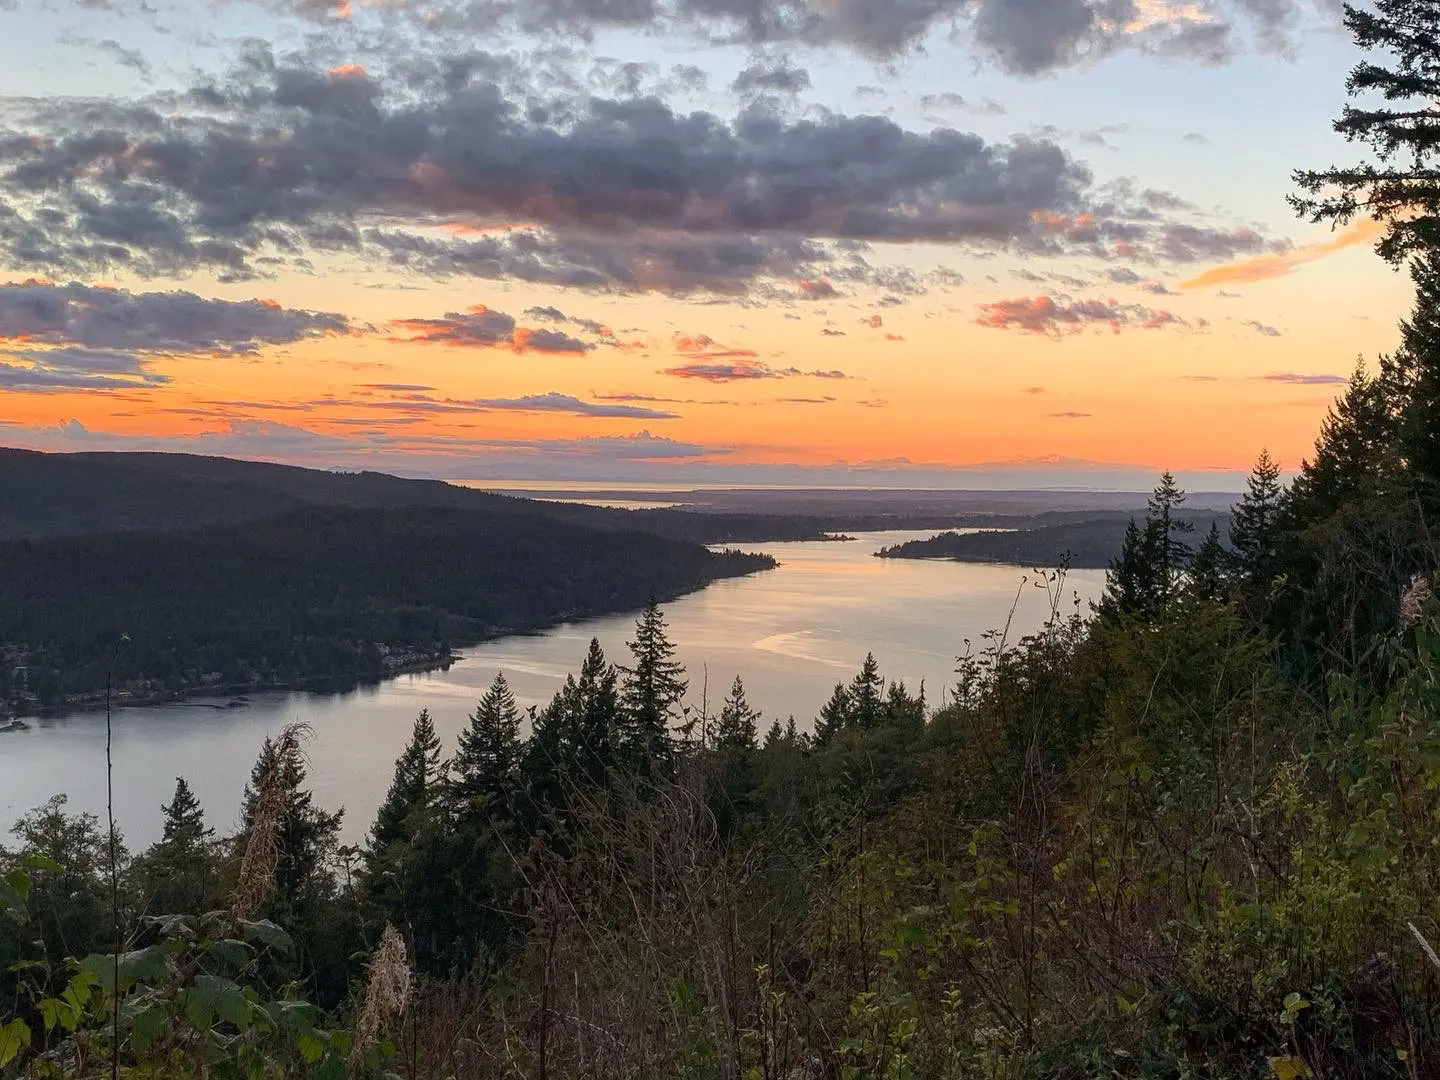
0, 505, 773, 711
11, 4, 1440, 1077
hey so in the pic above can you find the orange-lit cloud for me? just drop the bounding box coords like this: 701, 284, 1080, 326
1181, 217, 1386, 290
390, 305, 593, 354
975, 295, 1183, 336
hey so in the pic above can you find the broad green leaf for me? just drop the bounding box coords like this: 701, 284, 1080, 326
130, 1002, 169, 1053
81, 944, 173, 992
38, 997, 80, 1033
297, 1030, 327, 1064
188, 974, 250, 1029
206, 938, 254, 969
312, 1051, 347, 1080
0, 1018, 31, 1068
238, 918, 294, 956
18, 854, 60, 873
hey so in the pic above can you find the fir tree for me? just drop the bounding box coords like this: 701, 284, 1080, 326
884, 680, 926, 732
1291, 0, 1440, 268
450, 672, 522, 817
1229, 448, 1284, 582
139, 777, 217, 915
371, 710, 445, 852
714, 675, 760, 751
1143, 471, 1193, 605
161, 776, 211, 845
239, 733, 343, 910
762, 718, 785, 751
1098, 518, 1150, 622
813, 683, 852, 744
1188, 521, 1228, 603
848, 653, 885, 730
619, 599, 687, 772
525, 639, 621, 809
1281, 362, 1400, 532
1390, 249, 1440, 501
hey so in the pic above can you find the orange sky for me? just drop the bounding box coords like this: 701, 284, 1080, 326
0, 232, 1412, 484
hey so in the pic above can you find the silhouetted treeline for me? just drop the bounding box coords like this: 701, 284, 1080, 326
0, 506, 773, 709
876, 510, 1231, 568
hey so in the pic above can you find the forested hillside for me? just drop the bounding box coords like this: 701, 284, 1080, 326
876, 510, 1230, 568
9, 5, 1440, 1079
0, 507, 772, 711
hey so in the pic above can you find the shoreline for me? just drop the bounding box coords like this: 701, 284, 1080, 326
4, 554, 782, 721
6, 652, 463, 722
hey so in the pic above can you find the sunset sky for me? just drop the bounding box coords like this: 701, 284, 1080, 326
0, 0, 1414, 489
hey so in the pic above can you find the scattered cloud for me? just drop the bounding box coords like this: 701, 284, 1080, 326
1245, 319, 1282, 337
474, 391, 679, 417
1258, 372, 1348, 385
663, 360, 852, 382
1048, 410, 1092, 418
0, 345, 171, 392
1181, 217, 1385, 289
732, 57, 811, 96
391, 306, 593, 353
975, 295, 1185, 336
0, 281, 351, 353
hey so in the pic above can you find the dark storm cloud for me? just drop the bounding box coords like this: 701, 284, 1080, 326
274, 0, 1316, 74
0, 281, 352, 352
0, 44, 1286, 292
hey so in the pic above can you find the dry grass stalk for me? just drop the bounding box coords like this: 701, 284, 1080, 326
1399, 573, 1433, 631
350, 924, 413, 1075
229, 723, 306, 922
1408, 922, 1440, 974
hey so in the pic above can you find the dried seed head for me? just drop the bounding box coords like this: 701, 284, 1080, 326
1400, 573, 1434, 632
229, 723, 307, 922
350, 925, 412, 1075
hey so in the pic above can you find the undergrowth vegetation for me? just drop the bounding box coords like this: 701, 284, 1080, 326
9, 1, 1440, 1075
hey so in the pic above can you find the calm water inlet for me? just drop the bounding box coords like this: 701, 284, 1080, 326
0, 532, 1104, 847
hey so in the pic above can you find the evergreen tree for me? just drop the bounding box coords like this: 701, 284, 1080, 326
161, 776, 211, 845
1390, 250, 1440, 501
1280, 362, 1400, 532
1143, 471, 1193, 605
714, 675, 760, 751
762, 718, 785, 751
137, 778, 218, 915
450, 672, 522, 818
1188, 522, 1228, 603
1291, 0, 1440, 504
813, 683, 852, 744
1098, 518, 1150, 622
1229, 448, 1284, 582
848, 653, 885, 730
619, 599, 687, 772
239, 734, 343, 912
524, 639, 621, 811
370, 709, 446, 857
884, 680, 926, 733
1291, 0, 1440, 268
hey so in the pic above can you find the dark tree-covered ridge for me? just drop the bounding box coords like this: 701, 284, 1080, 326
0, 505, 774, 713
